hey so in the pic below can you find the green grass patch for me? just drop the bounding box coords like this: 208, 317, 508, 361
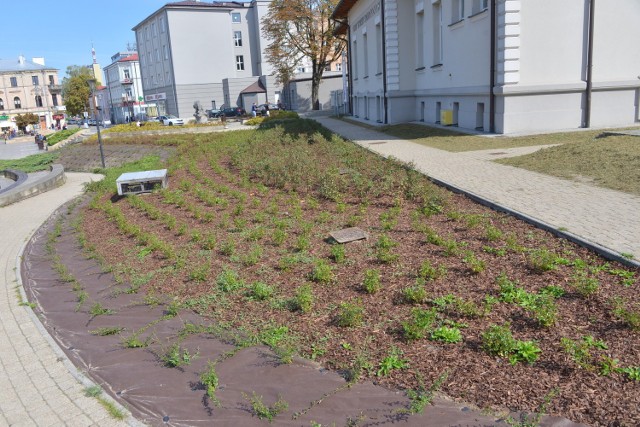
0, 152, 60, 173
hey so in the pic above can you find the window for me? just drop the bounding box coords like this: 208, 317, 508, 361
35, 95, 43, 107
152, 23, 156, 37
52, 94, 58, 106
166, 71, 170, 83
452, 0, 464, 23
353, 40, 358, 78
160, 17, 165, 32
10, 77, 18, 87
336, 62, 342, 72
236, 55, 244, 71
376, 23, 383, 74
124, 69, 131, 79
145, 26, 149, 40
156, 49, 160, 62
125, 88, 133, 98
234, 31, 242, 47
32, 75, 39, 86
49, 75, 55, 85
416, 11, 424, 69
363, 32, 369, 77
231, 12, 241, 23
164, 45, 169, 60
432, 1, 443, 65
0, 98, 4, 110
158, 73, 162, 85
472, 0, 488, 14
14, 97, 21, 109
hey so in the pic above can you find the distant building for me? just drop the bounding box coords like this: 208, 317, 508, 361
103, 52, 145, 123
0, 56, 64, 132
132, 0, 282, 118
333, 0, 640, 134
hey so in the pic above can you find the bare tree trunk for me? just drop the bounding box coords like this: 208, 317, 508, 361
311, 61, 323, 110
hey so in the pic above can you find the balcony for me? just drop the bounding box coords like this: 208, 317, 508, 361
121, 78, 133, 85
48, 84, 62, 93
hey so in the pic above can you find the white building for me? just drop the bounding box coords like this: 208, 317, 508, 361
333, 0, 640, 134
133, 0, 280, 118
103, 52, 145, 123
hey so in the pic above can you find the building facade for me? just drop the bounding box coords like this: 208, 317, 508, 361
334, 0, 640, 134
132, 0, 278, 118
103, 52, 145, 123
0, 56, 64, 132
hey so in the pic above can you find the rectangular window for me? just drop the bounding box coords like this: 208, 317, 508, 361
145, 27, 149, 40
325, 65, 331, 72
472, 0, 488, 15
376, 23, 383, 74
352, 40, 358, 78
452, 0, 464, 23
10, 77, 17, 87
152, 23, 156, 37
158, 73, 162, 85
236, 55, 245, 70
32, 75, 39, 86
363, 33, 369, 77
164, 45, 169, 60
160, 17, 165, 32
166, 71, 170, 83
234, 31, 242, 47
49, 75, 55, 85
52, 94, 58, 106
336, 61, 342, 72
416, 11, 424, 69
232, 12, 241, 23
156, 49, 160, 62
432, 1, 443, 65
124, 69, 131, 79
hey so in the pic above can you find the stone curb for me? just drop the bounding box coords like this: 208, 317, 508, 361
14, 203, 146, 427
0, 164, 66, 207
0, 169, 28, 194
427, 175, 640, 269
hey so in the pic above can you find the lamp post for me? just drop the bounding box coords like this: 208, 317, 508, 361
88, 79, 106, 168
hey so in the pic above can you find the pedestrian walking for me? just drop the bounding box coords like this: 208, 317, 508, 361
2, 131, 7, 144
251, 102, 257, 118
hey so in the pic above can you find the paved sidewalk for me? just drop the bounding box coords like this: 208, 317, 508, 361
313, 116, 640, 262
0, 172, 132, 427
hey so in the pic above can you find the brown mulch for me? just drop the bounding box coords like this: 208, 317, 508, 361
74, 151, 640, 427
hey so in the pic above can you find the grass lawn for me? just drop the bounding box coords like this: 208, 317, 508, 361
497, 133, 640, 196
0, 152, 59, 173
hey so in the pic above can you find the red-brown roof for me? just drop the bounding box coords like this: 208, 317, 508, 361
118, 53, 139, 62
240, 79, 266, 94
332, 0, 359, 20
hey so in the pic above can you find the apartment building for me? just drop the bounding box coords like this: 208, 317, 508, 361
132, 0, 279, 118
0, 56, 64, 132
334, 0, 640, 134
103, 52, 145, 123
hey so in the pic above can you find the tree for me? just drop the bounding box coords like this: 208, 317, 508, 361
262, 0, 345, 110
61, 65, 93, 116
15, 113, 39, 132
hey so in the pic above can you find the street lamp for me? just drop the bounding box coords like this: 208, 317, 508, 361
87, 79, 106, 168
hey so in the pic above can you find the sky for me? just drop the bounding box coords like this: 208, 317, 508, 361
0, 0, 174, 77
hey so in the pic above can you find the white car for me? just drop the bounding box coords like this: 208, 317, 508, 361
158, 115, 184, 126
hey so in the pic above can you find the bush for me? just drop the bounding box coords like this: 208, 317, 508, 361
46, 128, 82, 146
335, 301, 364, 327
482, 324, 541, 365
362, 269, 382, 294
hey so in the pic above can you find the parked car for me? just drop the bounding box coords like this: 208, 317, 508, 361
256, 103, 279, 116
147, 116, 160, 122
207, 109, 221, 118
88, 119, 97, 126
158, 115, 184, 126
212, 107, 246, 118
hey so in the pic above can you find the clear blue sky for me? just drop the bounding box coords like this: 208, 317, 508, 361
0, 0, 171, 77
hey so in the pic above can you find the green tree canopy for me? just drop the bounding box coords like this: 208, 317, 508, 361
61, 66, 93, 116
262, 0, 345, 109
15, 113, 40, 131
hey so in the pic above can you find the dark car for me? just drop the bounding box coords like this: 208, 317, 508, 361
213, 107, 246, 118
256, 102, 279, 116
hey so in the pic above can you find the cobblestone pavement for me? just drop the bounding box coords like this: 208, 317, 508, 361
312, 116, 640, 261
0, 172, 133, 427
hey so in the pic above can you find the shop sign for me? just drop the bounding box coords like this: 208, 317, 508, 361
0, 115, 9, 120
145, 93, 166, 101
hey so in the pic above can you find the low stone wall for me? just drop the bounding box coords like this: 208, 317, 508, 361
0, 164, 66, 207
0, 169, 28, 194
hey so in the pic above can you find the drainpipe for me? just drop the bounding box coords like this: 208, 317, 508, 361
381, 0, 388, 124
346, 23, 354, 116
489, 0, 496, 133
584, 0, 595, 128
